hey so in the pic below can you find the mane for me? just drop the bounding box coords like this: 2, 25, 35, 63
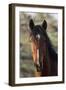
43, 31, 58, 61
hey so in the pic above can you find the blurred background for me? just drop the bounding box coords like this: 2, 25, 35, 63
19, 12, 58, 77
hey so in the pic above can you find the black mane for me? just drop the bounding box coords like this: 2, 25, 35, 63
45, 32, 58, 61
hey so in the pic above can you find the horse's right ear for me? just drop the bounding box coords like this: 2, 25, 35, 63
42, 20, 47, 31
29, 19, 34, 30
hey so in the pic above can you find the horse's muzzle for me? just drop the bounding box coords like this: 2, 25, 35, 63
34, 63, 41, 72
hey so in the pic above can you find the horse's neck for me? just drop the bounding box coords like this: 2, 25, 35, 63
40, 42, 51, 76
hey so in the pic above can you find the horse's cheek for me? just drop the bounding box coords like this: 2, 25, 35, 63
31, 43, 37, 63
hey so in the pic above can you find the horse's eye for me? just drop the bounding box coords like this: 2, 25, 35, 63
36, 34, 40, 40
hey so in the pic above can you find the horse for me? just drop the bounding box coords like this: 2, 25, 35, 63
29, 19, 58, 76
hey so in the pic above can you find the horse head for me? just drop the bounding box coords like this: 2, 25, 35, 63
29, 19, 48, 72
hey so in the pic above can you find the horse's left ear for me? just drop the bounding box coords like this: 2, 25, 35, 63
29, 19, 34, 30
42, 20, 47, 31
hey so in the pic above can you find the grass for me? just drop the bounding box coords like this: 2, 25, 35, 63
20, 59, 35, 77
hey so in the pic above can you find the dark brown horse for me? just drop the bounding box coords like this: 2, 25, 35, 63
29, 19, 58, 76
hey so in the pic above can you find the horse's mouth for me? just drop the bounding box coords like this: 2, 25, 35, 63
34, 63, 41, 72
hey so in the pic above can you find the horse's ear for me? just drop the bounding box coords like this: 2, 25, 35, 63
29, 19, 34, 30
42, 20, 47, 30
